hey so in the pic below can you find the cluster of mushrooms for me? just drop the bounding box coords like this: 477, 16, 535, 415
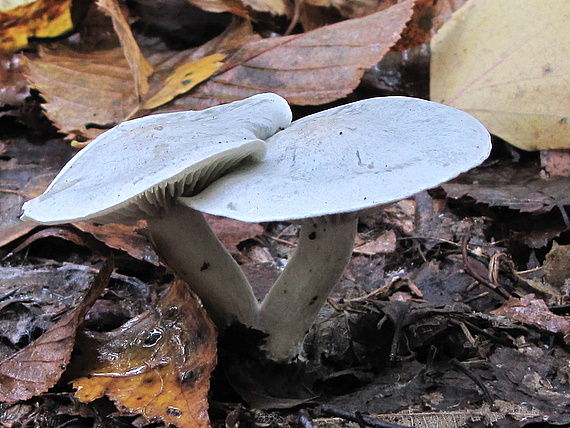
22, 93, 491, 362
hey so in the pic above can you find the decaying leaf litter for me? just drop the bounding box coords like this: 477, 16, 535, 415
1, 0, 570, 427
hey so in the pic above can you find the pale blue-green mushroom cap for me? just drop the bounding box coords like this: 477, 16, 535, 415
21, 93, 292, 224
181, 96, 492, 222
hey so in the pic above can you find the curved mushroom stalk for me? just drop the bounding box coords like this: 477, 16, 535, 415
258, 217, 358, 361
147, 202, 259, 328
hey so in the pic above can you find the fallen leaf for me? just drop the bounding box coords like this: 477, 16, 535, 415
303, 0, 378, 19
241, 0, 289, 14
354, 230, 397, 255
0, 53, 29, 105
6, 226, 107, 257
186, 0, 249, 16
97, 0, 153, 100
25, 45, 139, 140
0, 258, 113, 402
205, 214, 263, 256
0, 0, 73, 52
73, 221, 159, 266
141, 54, 225, 110
442, 161, 570, 213
431, 0, 570, 151
73, 280, 217, 428
175, 0, 415, 109
491, 294, 570, 341
543, 243, 570, 289
0, 138, 75, 249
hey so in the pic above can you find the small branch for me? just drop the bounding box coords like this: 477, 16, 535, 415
321, 405, 409, 428
461, 235, 511, 300
449, 358, 494, 405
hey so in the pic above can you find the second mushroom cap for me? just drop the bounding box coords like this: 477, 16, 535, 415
181, 96, 492, 222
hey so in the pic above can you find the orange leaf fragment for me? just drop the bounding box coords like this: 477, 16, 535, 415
73, 280, 217, 428
0, 0, 73, 52
0, 258, 113, 402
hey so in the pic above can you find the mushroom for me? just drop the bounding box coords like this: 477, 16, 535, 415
180, 96, 492, 361
21, 93, 292, 328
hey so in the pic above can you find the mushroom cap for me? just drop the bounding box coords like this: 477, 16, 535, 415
21, 93, 292, 225
181, 96, 491, 223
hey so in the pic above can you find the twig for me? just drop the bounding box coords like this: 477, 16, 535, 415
449, 358, 494, 405
321, 405, 409, 428
284, 0, 302, 36
461, 234, 511, 300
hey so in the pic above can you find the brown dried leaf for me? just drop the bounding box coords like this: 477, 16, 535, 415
242, 0, 289, 14
186, 0, 249, 15
176, 0, 415, 109
354, 230, 397, 255
7, 226, 107, 257
73, 221, 159, 266
491, 294, 570, 339
544, 243, 570, 289
442, 161, 570, 213
73, 280, 217, 428
0, 0, 73, 52
0, 54, 29, 106
205, 214, 263, 255
97, 0, 153, 99
25, 45, 138, 140
0, 258, 113, 402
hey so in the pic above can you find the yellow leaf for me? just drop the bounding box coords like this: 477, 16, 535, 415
431, 0, 570, 151
97, 0, 153, 99
73, 280, 217, 428
141, 54, 225, 110
0, 0, 73, 52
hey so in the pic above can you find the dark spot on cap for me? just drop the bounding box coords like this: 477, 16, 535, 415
309, 296, 318, 305
309, 232, 316, 240
200, 262, 210, 271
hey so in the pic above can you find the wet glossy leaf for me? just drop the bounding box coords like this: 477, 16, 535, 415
0, 258, 112, 402
73, 280, 217, 428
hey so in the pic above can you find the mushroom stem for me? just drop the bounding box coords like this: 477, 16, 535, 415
258, 217, 358, 361
146, 202, 259, 328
